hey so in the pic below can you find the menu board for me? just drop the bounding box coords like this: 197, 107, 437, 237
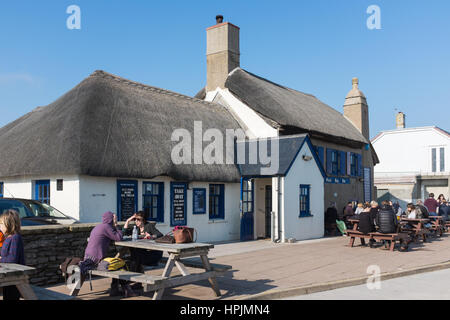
171, 183, 187, 225
118, 181, 137, 221
193, 188, 206, 214
363, 168, 372, 203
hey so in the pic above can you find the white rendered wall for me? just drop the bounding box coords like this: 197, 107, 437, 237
206, 88, 278, 139
282, 144, 325, 242
373, 128, 450, 176
0, 175, 80, 220
78, 175, 241, 243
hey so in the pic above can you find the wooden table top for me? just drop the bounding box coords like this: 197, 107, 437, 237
400, 218, 430, 223
115, 239, 214, 254
0, 263, 35, 279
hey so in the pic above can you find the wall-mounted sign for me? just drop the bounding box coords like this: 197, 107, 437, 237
193, 188, 206, 214
325, 177, 350, 184
363, 167, 372, 203
171, 182, 187, 226
117, 180, 138, 221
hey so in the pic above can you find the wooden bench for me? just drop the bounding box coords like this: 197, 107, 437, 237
346, 230, 372, 247
158, 257, 232, 274
368, 232, 410, 251
346, 230, 410, 251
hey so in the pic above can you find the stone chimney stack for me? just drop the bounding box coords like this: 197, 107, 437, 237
396, 112, 406, 129
206, 15, 240, 92
343, 78, 370, 140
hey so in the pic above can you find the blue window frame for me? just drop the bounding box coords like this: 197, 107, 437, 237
171, 182, 187, 226
209, 184, 225, 220
0, 182, 3, 198
313, 146, 325, 170
299, 185, 311, 217
35, 180, 50, 205
350, 153, 362, 177
143, 182, 164, 222
193, 188, 206, 214
242, 179, 254, 215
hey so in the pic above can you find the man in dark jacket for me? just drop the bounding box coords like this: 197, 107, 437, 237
324, 203, 338, 236
438, 200, 450, 222
376, 204, 398, 234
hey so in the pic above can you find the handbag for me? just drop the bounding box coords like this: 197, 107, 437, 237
173, 226, 197, 244
155, 231, 175, 244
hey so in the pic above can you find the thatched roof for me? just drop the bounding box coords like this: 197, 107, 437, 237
224, 68, 369, 148
0, 71, 242, 182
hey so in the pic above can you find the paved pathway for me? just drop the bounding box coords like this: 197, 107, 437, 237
285, 268, 450, 300
46, 234, 450, 300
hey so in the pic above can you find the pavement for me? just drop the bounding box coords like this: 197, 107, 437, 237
45, 233, 450, 300
284, 268, 450, 300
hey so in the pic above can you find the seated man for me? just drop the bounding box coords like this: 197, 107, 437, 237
324, 203, 338, 236
375, 205, 398, 248
438, 200, 450, 223
358, 206, 376, 247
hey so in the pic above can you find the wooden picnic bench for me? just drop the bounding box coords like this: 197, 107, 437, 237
428, 216, 445, 237
399, 218, 430, 243
69, 239, 231, 300
346, 229, 410, 251
0, 263, 37, 300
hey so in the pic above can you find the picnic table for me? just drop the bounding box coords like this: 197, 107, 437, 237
69, 239, 231, 300
0, 263, 37, 300
399, 218, 429, 242
427, 216, 445, 236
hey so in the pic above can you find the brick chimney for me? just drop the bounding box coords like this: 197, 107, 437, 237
206, 15, 240, 92
343, 78, 370, 140
396, 111, 406, 129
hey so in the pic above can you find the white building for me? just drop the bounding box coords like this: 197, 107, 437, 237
372, 112, 450, 207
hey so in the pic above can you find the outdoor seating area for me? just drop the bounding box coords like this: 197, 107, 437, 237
346, 216, 448, 252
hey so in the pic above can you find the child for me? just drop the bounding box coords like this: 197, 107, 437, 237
0, 209, 25, 300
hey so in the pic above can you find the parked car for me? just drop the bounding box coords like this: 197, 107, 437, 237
0, 198, 78, 226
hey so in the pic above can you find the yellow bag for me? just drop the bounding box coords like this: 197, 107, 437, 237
102, 257, 127, 271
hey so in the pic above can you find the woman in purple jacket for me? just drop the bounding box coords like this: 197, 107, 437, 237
81, 211, 135, 297
0, 209, 25, 300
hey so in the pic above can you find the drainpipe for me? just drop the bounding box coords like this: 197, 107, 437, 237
273, 176, 282, 243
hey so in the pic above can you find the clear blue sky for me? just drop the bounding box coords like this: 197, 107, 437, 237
1, 0, 449, 139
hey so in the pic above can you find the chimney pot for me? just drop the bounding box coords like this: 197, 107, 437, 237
216, 15, 224, 24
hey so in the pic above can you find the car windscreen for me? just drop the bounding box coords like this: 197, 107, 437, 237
0, 200, 30, 219
26, 201, 70, 219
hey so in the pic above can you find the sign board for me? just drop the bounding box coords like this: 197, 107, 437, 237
117, 180, 138, 221
325, 177, 350, 184
193, 188, 206, 214
171, 182, 187, 226
363, 167, 372, 203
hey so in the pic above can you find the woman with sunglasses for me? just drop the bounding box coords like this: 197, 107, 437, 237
123, 211, 164, 293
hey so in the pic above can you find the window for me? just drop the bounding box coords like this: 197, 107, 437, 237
299, 185, 311, 217
331, 150, 338, 175
242, 179, 254, 215
0, 182, 3, 198
209, 184, 224, 220
193, 188, 206, 214
143, 182, 164, 222
0, 200, 29, 219
351, 153, 357, 176
440, 147, 445, 172
432, 148, 437, 172
35, 180, 50, 204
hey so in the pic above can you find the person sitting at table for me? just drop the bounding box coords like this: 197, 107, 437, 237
343, 202, 355, 227
424, 193, 439, 216
324, 202, 338, 236
416, 200, 430, 219
438, 199, 450, 223
355, 203, 364, 215
406, 203, 417, 219
376, 203, 398, 234
81, 211, 136, 297
123, 211, 164, 293
0, 209, 25, 300
358, 206, 376, 247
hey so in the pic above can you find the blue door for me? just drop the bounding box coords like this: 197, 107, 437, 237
117, 180, 138, 221
35, 180, 51, 204
240, 178, 254, 241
